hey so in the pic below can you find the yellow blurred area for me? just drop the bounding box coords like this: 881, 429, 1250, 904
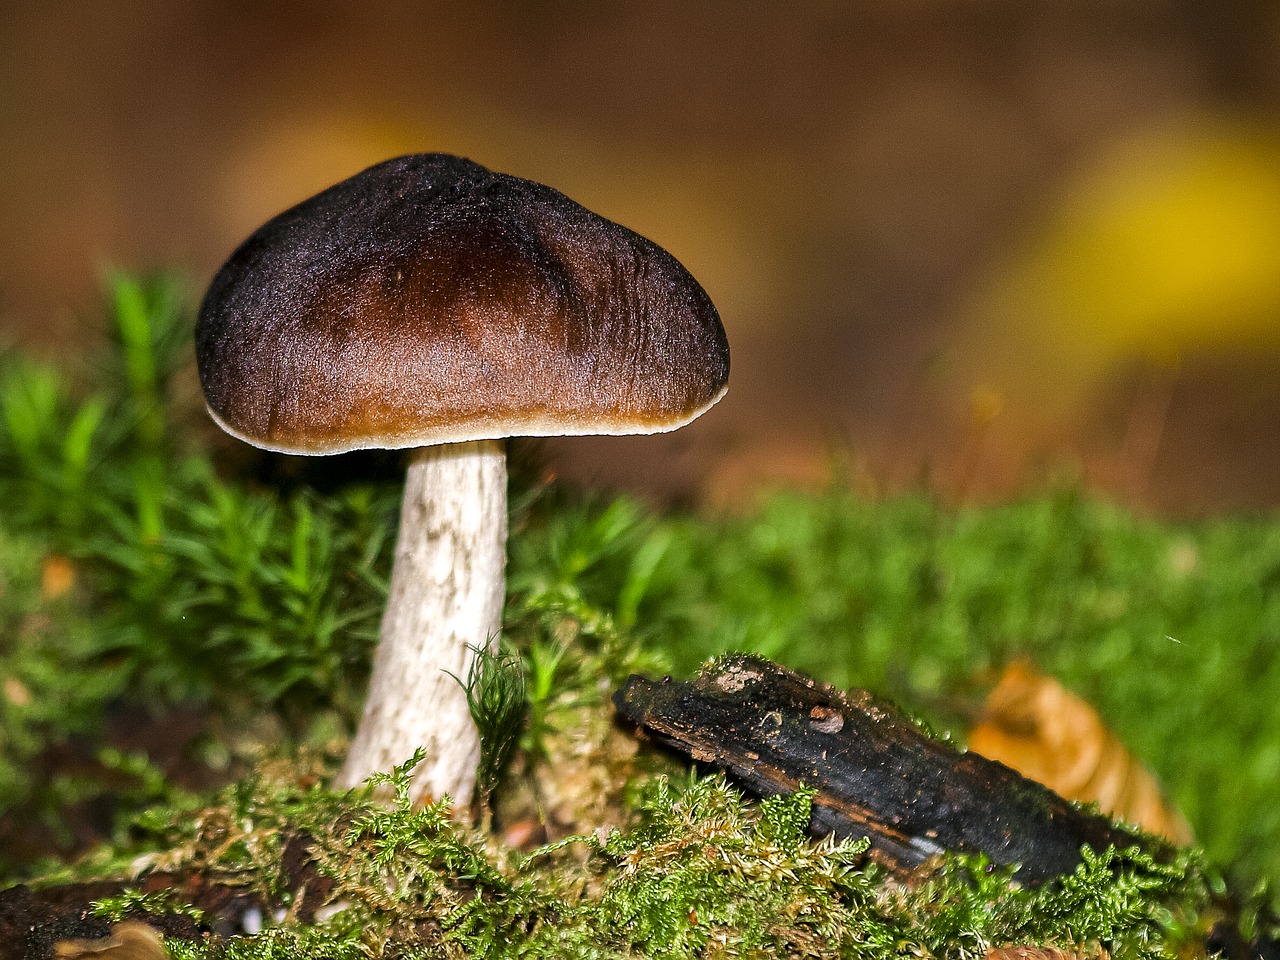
962, 121, 1280, 405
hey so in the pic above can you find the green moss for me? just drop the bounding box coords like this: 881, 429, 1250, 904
0, 525, 127, 867
51, 758, 1247, 959
91, 888, 208, 925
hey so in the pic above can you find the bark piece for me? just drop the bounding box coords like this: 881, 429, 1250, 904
613, 655, 1145, 884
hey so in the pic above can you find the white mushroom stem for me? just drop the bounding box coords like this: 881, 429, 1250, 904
337, 438, 507, 809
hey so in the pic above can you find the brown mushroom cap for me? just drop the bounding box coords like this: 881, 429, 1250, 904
196, 153, 729, 454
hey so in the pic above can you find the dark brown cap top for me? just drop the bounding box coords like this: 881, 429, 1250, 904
196, 153, 729, 454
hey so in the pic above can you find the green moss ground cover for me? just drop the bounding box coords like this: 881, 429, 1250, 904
65, 755, 1234, 960
1, 276, 1279, 955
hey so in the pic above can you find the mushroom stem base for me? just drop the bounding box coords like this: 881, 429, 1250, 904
337, 439, 507, 809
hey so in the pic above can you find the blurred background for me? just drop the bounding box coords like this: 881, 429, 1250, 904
2, 0, 1279, 512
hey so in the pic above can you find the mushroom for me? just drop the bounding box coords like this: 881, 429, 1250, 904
195, 154, 729, 808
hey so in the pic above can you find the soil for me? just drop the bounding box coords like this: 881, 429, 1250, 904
0, 828, 335, 960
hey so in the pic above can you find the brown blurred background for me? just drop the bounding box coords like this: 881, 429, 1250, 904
3, 1, 1279, 512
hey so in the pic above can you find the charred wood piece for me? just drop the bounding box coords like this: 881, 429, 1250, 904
613, 655, 1150, 885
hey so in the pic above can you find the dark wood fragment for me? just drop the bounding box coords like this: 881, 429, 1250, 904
613, 654, 1149, 885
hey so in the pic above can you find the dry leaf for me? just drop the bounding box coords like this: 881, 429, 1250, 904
969, 661, 1192, 844
53, 922, 169, 960
3, 676, 32, 707
41, 554, 76, 600
987, 945, 1108, 960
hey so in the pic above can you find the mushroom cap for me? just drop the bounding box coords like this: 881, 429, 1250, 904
196, 153, 729, 454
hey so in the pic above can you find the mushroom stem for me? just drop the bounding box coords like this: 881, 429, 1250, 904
337, 438, 508, 808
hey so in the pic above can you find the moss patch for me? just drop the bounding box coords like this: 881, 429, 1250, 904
41, 758, 1253, 960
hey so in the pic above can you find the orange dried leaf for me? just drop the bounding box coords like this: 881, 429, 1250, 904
41, 554, 76, 600
53, 922, 169, 960
969, 660, 1192, 845
987, 946, 1108, 960
3, 676, 32, 708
